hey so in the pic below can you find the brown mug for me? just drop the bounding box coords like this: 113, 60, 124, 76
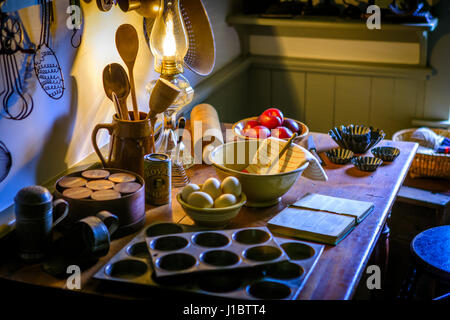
92, 111, 153, 176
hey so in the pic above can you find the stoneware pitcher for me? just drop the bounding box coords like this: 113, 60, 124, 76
92, 111, 153, 176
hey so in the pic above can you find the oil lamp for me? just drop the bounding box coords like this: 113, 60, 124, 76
147, 0, 194, 162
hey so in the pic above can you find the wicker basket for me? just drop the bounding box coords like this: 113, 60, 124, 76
393, 128, 450, 179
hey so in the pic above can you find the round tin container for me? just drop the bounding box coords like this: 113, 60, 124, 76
144, 153, 171, 205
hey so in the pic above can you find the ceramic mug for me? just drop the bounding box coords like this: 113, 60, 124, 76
66, 211, 119, 260
91, 111, 154, 176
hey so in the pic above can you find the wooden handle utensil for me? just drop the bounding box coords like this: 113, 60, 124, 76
102, 63, 131, 120
265, 133, 298, 174
115, 24, 140, 121
147, 78, 180, 152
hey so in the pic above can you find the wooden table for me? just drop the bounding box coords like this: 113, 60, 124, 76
0, 124, 418, 300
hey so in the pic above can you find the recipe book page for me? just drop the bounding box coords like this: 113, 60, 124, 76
291, 193, 374, 223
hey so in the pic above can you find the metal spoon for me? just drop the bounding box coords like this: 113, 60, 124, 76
102, 63, 131, 120
115, 24, 139, 121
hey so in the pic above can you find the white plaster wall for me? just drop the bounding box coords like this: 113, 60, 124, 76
0, 0, 240, 211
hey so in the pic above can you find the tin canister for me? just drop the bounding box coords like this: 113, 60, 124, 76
144, 153, 171, 205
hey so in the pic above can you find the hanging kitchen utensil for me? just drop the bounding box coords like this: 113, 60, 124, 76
143, 0, 215, 76
0, 13, 34, 120
115, 24, 139, 121
0, 141, 12, 183
1, 54, 34, 120
0, 14, 22, 55
34, 0, 65, 100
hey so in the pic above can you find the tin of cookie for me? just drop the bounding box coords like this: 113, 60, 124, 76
86, 180, 115, 191
81, 169, 110, 180
114, 182, 142, 194
63, 187, 93, 199
91, 189, 121, 201
108, 172, 136, 183
58, 177, 87, 189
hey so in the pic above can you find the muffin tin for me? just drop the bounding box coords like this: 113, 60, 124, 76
94, 222, 324, 300
148, 227, 289, 278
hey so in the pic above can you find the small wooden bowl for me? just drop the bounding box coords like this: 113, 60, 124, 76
232, 116, 309, 143
351, 156, 383, 172
371, 147, 400, 162
325, 148, 354, 164
54, 168, 145, 237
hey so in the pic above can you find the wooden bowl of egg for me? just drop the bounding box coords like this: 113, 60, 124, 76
54, 168, 145, 237
176, 177, 247, 227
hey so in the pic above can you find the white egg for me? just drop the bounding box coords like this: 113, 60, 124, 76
221, 176, 242, 197
181, 183, 200, 202
214, 194, 237, 208
187, 191, 214, 208
201, 178, 222, 199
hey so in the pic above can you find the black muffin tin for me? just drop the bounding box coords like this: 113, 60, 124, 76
94, 222, 324, 300
148, 227, 291, 278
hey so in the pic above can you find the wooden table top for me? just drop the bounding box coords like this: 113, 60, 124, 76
0, 124, 418, 300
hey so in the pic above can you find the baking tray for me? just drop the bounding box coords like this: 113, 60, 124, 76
147, 227, 289, 278
94, 222, 324, 300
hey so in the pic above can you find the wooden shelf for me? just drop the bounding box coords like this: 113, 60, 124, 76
227, 14, 435, 32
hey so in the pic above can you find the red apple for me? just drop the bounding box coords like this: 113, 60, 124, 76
272, 126, 294, 139
244, 120, 259, 130
243, 126, 271, 138
258, 113, 282, 129
262, 108, 284, 122
282, 118, 300, 133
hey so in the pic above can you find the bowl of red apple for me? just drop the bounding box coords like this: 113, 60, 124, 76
232, 108, 309, 143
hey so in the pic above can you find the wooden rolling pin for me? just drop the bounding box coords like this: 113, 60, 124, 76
191, 104, 224, 164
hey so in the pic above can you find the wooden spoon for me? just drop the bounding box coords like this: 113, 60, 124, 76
102, 63, 131, 120
115, 24, 139, 121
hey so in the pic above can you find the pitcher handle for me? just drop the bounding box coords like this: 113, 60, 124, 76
52, 199, 69, 227
96, 211, 119, 236
91, 123, 114, 167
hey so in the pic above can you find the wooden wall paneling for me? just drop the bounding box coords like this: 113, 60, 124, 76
304, 73, 335, 133
248, 67, 271, 115
392, 79, 420, 135
224, 71, 250, 123
271, 70, 306, 121
203, 85, 228, 120
334, 75, 371, 126
369, 77, 396, 135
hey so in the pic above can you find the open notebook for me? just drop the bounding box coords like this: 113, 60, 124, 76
268, 193, 374, 245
